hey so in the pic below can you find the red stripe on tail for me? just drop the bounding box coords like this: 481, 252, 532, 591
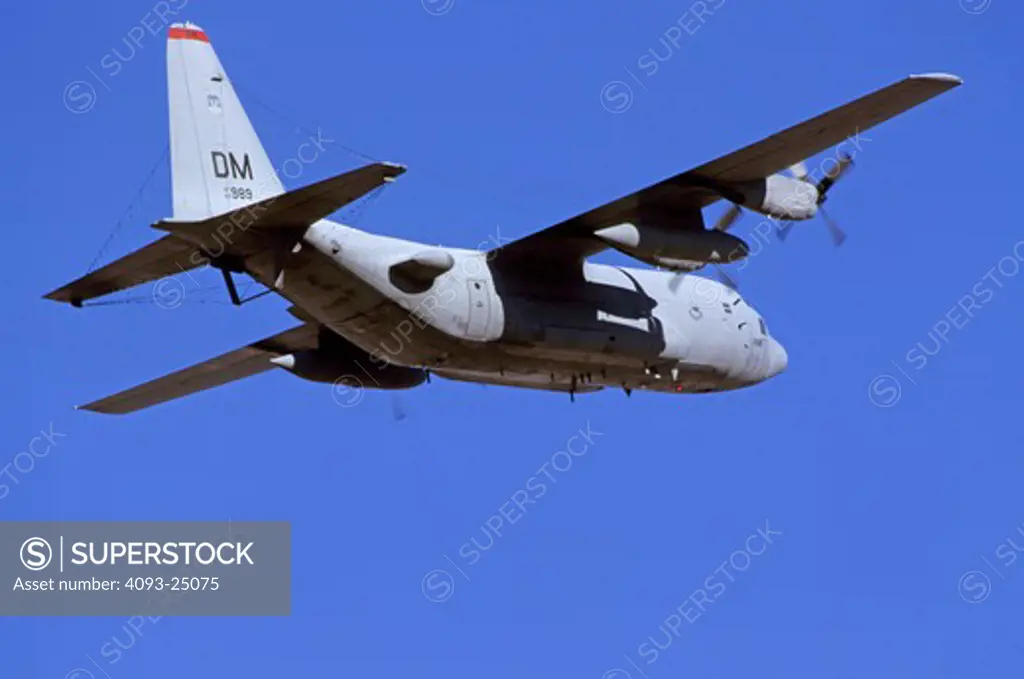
168, 27, 209, 42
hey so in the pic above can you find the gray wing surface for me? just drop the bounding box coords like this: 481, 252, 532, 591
79, 323, 319, 414
490, 73, 962, 269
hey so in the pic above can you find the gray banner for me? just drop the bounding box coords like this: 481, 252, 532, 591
0, 522, 290, 616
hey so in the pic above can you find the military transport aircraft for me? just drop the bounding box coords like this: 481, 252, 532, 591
44, 22, 961, 414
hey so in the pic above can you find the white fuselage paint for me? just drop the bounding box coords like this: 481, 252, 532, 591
246, 218, 788, 395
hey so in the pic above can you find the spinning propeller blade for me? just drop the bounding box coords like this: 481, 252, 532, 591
777, 221, 794, 241
816, 153, 855, 198
819, 207, 848, 247
788, 160, 810, 180
669, 271, 684, 293
714, 265, 739, 291
391, 393, 408, 421
712, 203, 743, 232
669, 263, 737, 294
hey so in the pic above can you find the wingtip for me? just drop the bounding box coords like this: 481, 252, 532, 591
75, 403, 118, 415
42, 290, 81, 306
380, 161, 408, 182
910, 72, 964, 86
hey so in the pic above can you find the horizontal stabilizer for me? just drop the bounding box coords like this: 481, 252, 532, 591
78, 323, 319, 414
45, 235, 204, 305
154, 161, 406, 249
44, 162, 405, 305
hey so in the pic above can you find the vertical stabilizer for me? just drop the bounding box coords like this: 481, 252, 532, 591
166, 22, 283, 220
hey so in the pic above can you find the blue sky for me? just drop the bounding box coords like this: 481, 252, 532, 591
3, 0, 1022, 676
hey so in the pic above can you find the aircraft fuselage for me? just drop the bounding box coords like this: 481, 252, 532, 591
246, 219, 789, 396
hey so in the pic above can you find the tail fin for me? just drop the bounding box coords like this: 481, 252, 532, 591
44, 22, 406, 307
167, 22, 283, 220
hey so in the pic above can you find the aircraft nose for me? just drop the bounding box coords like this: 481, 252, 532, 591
765, 338, 788, 379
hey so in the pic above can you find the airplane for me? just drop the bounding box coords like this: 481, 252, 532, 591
44, 22, 962, 414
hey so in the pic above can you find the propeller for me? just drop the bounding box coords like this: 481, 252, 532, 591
705, 204, 745, 289
713, 265, 739, 290
665, 202, 741, 293
668, 268, 686, 294
667, 259, 738, 293
672, 153, 855, 292
391, 370, 433, 421
712, 202, 744, 233
817, 207, 848, 247
778, 154, 854, 246
391, 393, 408, 421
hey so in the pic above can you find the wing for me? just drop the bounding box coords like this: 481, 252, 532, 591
44, 162, 405, 306
78, 323, 320, 414
490, 73, 962, 270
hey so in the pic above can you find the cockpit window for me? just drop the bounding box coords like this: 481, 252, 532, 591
759, 318, 768, 336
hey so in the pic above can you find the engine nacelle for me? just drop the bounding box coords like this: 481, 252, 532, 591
270, 350, 427, 389
732, 174, 819, 221
595, 222, 749, 264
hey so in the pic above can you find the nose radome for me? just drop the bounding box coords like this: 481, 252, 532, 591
766, 339, 788, 378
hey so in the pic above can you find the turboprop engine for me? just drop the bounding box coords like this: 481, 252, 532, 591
594, 222, 749, 267
730, 174, 820, 221
710, 154, 855, 246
